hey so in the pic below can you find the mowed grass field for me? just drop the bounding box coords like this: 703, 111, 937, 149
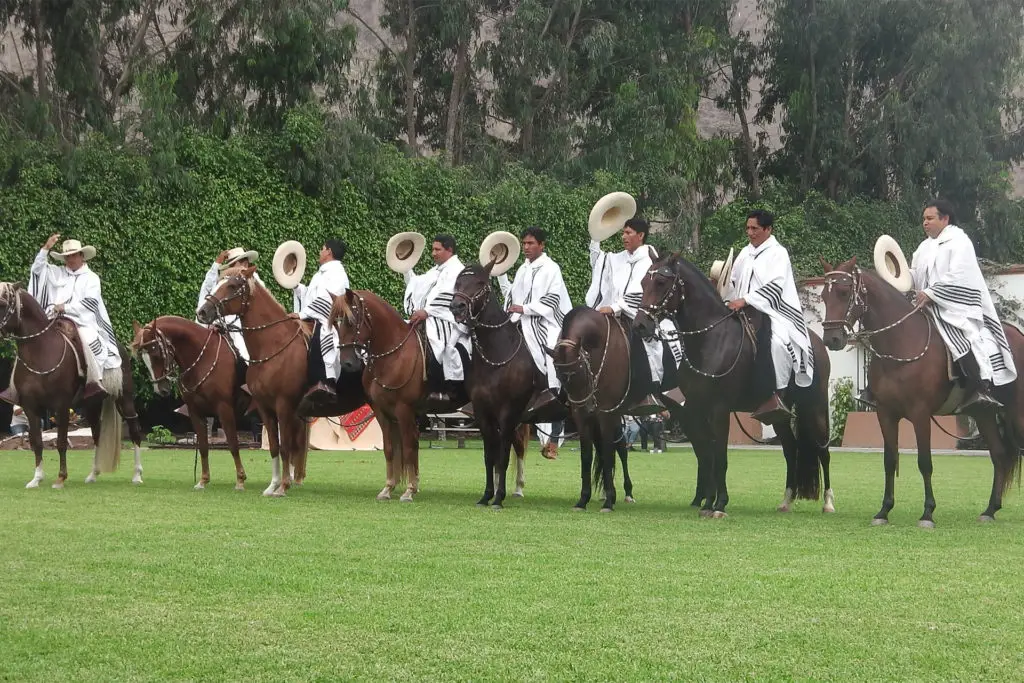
2, 442, 1023, 682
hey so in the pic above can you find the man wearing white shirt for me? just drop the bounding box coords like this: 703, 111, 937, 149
495, 226, 572, 423
293, 238, 350, 406
587, 217, 671, 415
403, 234, 469, 403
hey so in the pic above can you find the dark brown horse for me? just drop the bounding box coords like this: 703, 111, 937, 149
548, 306, 640, 511
0, 282, 144, 488
820, 257, 1024, 525
131, 316, 249, 490
332, 289, 530, 502
450, 262, 545, 508
634, 254, 833, 518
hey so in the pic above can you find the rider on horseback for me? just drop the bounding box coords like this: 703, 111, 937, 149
724, 210, 815, 425
587, 217, 677, 416
293, 238, 350, 405
859, 199, 1016, 412
1, 233, 115, 406
197, 246, 261, 398
495, 226, 573, 424
403, 234, 470, 404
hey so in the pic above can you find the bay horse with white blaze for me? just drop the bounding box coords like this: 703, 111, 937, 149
820, 257, 1024, 525
131, 316, 249, 490
331, 289, 530, 502
633, 254, 833, 518
197, 265, 367, 496
450, 262, 544, 508
548, 306, 641, 511
0, 282, 144, 488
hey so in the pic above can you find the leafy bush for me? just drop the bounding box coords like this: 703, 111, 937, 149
829, 377, 856, 446
146, 425, 175, 445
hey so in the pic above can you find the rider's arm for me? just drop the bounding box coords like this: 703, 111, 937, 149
196, 261, 220, 316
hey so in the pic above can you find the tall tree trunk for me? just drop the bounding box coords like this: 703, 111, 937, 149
444, 35, 470, 165
404, 0, 419, 156
731, 70, 760, 199
801, 0, 818, 194
33, 0, 46, 121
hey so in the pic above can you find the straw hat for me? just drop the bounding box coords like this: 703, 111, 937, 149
50, 239, 96, 262
218, 247, 259, 272
588, 192, 637, 241
709, 247, 735, 299
479, 231, 520, 277
873, 235, 912, 293
386, 232, 426, 274
272, 240, 306, 290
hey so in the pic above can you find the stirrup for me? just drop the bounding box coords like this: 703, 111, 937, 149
855, 388, 877, 408
957, 390, 1003, 413
0, 386, 19, 406
750, 394, 793, 425
627, 394, 665, 417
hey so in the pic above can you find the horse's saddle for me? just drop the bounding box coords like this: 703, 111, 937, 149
53, 317, 87, 377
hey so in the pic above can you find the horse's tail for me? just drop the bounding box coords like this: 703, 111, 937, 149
94, 394, 123, 473
592, 445, 617, 494
511, 423, 528, 460
793, 408, 823, 500
292, 420, 311, 482
999, 412, 1022, 497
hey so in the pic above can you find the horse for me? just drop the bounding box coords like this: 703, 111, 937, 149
450, 262, 547, 508
0, 282, 144, 488
819, 257, 1024, 525
548, 306, 640, 511
332, 288, 531, 502
131, 316, 249, 490
633, 254, 833, 518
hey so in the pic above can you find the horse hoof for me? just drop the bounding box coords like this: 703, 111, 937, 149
400, 494, 414, 503
918, 520, 935, 529
51, 481, 64, 490
599, 507, 613, 513
491, 504, 503, 511
624, 496, 636, 503
193, 482, 206, 491
777, 503, 791, 513
234, 484, 245, 492
84, 474, 97, 484
871, 518, 889, 526
513, 490, 524, 498
698, 509, 714, 518
25, 479, 41, 489
978, 515, 996, 523
822, 504, 836, 514
377, 492, 392, 501
268, 488, 286, 498
132, 476, 143, 485
712, 511, 728, 519
572, 506, 586, 512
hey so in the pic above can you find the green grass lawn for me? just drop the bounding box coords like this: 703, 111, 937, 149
1, 443, 1023, 682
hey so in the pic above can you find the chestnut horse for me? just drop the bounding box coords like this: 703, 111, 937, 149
0, 282, 144, 488
197, 266, 368, 496
331, 289, 530, 502
131, 316, 249, 490
820, 257, 1024, 525
634, 254, 833, 518
548, 306, 642, 511
450, 262, 550, 508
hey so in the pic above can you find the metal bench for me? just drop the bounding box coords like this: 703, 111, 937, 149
425, 412, 478, 448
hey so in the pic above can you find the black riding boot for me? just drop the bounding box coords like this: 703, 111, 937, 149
957, 352, 1003, 412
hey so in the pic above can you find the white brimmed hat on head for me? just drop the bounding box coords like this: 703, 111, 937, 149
218, 247, 259, 272
386, 232, 426, 274
50, 239, 97, 262
709, 247, 735, 300
588, 192, 637, 242
479, 231, 521, 277
873, 235, 913, 292
272, 240, 306, 290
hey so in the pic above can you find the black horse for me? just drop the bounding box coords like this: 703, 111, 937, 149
450, 262, 543, 509
633, 254, 834, 518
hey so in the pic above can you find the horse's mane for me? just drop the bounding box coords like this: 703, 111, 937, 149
667, 255, 729, 311
0, 282, 24, 320
845, 265, 914, 312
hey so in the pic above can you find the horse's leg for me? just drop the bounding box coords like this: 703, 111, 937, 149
490, 422, 516, 510
911, 414, 937, 528
617, 441, 635, 503
398, 406, 420, 502
598, 426, 617, 513
218, 404, 246, 491
376, 413, 397, 501
976, 413, 1008, 522
513, 423, 526, 498
774, 419, 798, 512
189, 408, 211, 490
274, 414, 298, 496
710, 410, 731, 518
51, 407, 71, 490
477, 419, 497, 507
84, 401, 102, 483
25, 408, 45, 488
573, 427, 594, 510
872, 410, 901, 525
261, 411, 283, 497
119, 396, 144, 485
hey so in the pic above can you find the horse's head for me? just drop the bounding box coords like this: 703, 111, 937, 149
451, 262, 494, 325
131, 320, 174, 396
197, 265, 257, 324
329, 290, 367, 374
546, 308, 609, 414
635, 254, 684, 339
819, 256, 864, 351
0, 282, 24, 335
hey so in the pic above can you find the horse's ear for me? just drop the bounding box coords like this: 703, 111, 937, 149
484, 259, 496, 275
132, 320, 142, 334
819, 256, 833, 273
13, 281, 24, 290
242, 265, 256, 278
850, 256, 858, 267
544, 345, 557, 358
